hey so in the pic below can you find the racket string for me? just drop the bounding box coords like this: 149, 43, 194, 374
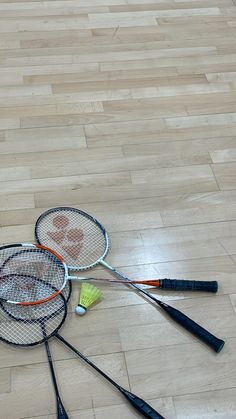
0, 245, 66, 304
0, 295, 66, 346
35, 208, 107, 268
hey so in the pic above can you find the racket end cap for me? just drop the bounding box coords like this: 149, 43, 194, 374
75, 305, 87, 315
216, 339, 225, 353
213, 281, 218, 293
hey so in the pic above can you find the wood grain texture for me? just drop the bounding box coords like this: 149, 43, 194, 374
0, 0, 236, 418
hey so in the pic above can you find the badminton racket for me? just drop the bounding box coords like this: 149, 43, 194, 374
0, 243, 68, 305
0, 291, 69, 418
34, 207, 224, 352
35, 208, 217, 293
0, 285, 164, 419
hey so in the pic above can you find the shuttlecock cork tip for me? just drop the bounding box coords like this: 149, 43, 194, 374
75, 283, 102, 315
75, 305, 87, 315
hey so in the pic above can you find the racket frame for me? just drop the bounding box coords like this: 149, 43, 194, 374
35, 206, 109, 271
0, 243, 68, 306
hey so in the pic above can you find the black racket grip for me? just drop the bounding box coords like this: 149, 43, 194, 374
159, 279, 218, 293
161, 303, 224, 352
120, 389, 165, 419
57, 397, 69, 419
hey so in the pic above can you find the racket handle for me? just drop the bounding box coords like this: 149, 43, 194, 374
57, 396, 69, 419
120, 389, 165, 419
158, 279, 218, 293
160, 303, 225, 352
56, 334, 165, 418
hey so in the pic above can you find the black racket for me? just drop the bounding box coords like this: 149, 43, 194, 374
0, 284, 164, 419
56, 333, 165, 419
0, 292, 69, 418
35, 207, 224, 352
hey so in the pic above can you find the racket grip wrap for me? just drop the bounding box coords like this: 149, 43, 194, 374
122, 389, 165, 419
159, 279, 218, 293
161, 304, 225, 353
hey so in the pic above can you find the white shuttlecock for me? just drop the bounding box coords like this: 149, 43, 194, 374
75, 283, 102, 316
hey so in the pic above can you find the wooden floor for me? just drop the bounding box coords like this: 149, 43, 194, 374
1, 0, 236, 418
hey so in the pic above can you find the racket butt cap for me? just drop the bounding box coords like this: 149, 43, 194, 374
216, 339, 225, 353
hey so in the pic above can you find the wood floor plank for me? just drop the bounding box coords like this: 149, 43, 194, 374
125, 338, 236, 399
211, 162, 236, 190
173, 388, 236, 419
0, 194, 35, 211
0, 367, 11, 394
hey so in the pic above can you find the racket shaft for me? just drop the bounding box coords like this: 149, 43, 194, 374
44, 339, 69, 419
55, 334, 164, 418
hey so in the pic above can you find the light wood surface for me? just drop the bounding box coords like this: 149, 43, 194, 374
0, 0, 236, 418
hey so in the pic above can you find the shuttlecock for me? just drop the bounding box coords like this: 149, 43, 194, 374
75, 283, 102, 315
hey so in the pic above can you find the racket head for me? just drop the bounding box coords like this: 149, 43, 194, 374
0, 293, 67, 347
0, 243, 68, 305
35, 207, 109, 270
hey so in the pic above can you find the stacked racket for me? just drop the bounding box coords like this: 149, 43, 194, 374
0, 243, 69, 306
0, 206, 225, 419
0, 243, 165, 418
